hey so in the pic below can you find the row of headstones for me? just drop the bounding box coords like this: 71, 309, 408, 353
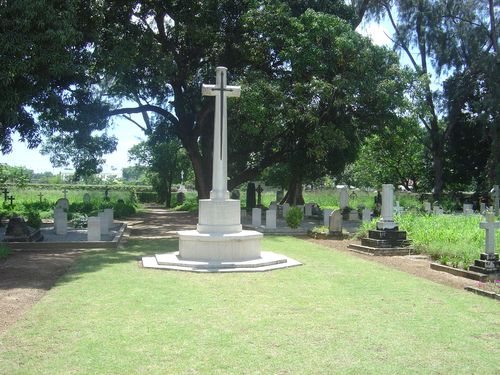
246, 204, 373, 230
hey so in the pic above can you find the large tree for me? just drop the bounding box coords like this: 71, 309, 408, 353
2, 0, 408, 198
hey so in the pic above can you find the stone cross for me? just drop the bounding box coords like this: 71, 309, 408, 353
2, 188, 9, 202
180, 170, 184, 184
480, 214, 500, 255
256, 184, 263, 207
104, 186, 110, 201
38, 192, 43, 203
8, 195, 15, 207
62, 188, 68, 199
491, 185, 499, 216
202, 66, 241, 200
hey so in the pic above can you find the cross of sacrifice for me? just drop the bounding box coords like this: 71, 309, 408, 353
2, 188, 9, 201
202, 67, 241, 200
62, 188, 68, 199
480, 213, 500, 255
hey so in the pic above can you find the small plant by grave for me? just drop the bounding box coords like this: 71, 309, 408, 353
0, 245, 12, 260
71, 213, 88, 228
286, 207, 303, 229
25, 211, 42, 229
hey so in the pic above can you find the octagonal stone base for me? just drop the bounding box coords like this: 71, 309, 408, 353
178, 229, 262, 261
142, 250, 301, 273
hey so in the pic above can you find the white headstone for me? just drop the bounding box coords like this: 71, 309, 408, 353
104, 208, 114, 227
394, 201, 403, 215
304, 203, 313, 217
329, 210, 342, 233
433, 206, 444, 215
265, 210, 277, 229
282, 203, 290, 218
377, 184, 397, 230
54, 207, 67, 235
362, 208, 371, 222
252, 208, 261, 227
87, 217, 101, 241
55, 198, 69, 211
98, 211, 109, 234
269, 202, 277, 211
323, 209, 333, 227
480, 202, 486, 214
480, 214, 500, 255
339, 188, 349, 209
463, 204, 473, 216
423, 201, 432, 213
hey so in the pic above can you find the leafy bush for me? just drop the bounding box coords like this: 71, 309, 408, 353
310, 226, 329, 235
113, 201, 136, 218
286, 207, 304, 229
71, 213, 88, 228
25, 211, 42, 229
0, 245, 12, 260
175, 197, 198, 212
137, 191, 158, 203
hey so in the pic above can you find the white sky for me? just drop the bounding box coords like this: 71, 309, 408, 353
2, 18, 393, 174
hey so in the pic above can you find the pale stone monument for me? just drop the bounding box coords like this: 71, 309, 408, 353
480, 202, 487, 214
469, 213, 500, 274
269, 201, 277, 211
87, 217, 101, 241
377, 184, 397, 230
304, 203, 313, 217
54, 207, 68, 235
55, 198, 69, 211
394, 201, 403, 215
491, 185, 499, 216
323, 209, 333, 227
104, 208, 114, 228
252, 208, 262, 227
266, 209, 277, 229
98, 211, 109, 234
329, 210, 342, 234
463, 203, 473, 216
349, 184, 412, 255
433, 205, 444, 215
423, 201, 432, 213
339, 187, 349, 209
142, 67, 299, 272
362, 208, 371, 222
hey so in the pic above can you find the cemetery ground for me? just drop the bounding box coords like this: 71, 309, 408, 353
1, 207, 499, 374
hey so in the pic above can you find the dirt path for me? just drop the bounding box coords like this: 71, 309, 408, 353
0, 206, 481, 334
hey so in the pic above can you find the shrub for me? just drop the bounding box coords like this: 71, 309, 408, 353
286, 207, 304, 229
0, 245, 12, 260
71, 213, 88, 228
25, 211, 42, 229
113, 201, 136, 218
175, 197, 198, 212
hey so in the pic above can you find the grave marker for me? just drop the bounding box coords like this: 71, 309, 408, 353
246, 182, 256, 211
323, 209, 333, 227
339, 187, 349, 209
463, 203, 473, 216
8, 195, 15, 207
265, 210, 276, 229
329, 210, 342, 234
423, 201, 432, 213
362, 208, 371, 222
55, 198, 69, 211
377, 184, 396, 230
54, 207, 68, 235
252, 207, 261, 227
38, 192, 43, 203
469, 214, 500, 274
87, 217, 101, 241
491, 185, 499, 216
256, 184, 263, 207
2, 188, 9, 202
62, 188, 68, 199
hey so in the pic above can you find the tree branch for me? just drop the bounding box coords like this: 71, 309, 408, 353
121, 115, 148, 133
108, 105, 179, 127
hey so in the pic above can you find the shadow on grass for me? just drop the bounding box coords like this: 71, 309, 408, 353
55, 238, 179, 285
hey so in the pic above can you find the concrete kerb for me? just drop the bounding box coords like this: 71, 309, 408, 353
3, 222, 128, 251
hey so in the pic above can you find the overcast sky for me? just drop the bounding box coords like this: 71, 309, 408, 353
0, 19, 392, 174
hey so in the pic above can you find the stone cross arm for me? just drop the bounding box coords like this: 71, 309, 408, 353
480, 221, 500, 230
202, 84, 241, 97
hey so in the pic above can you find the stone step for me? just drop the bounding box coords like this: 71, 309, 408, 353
155, 252, 288, 269
468, 265, 500, 275
347, 243, 414, 256
368, 230, 407, 240
473, 259, 500, 269
480, 253, 499, 261
361, 238, 411, 248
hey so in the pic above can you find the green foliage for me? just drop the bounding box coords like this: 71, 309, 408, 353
358, 212, 499, 269
25, 211, 42, 229
310, 226, 329, 235
71, 213, 88, 229
0, 245, 11, 260
286, 207, 304, 229
0, 164, 33, 187
112, 201, 136, 219
174, 196, 199, 212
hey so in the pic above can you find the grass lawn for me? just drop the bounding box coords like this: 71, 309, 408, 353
0, 237, 499, 374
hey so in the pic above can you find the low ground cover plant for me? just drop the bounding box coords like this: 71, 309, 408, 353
286, 206, 304, 228
357, 213, 500, 269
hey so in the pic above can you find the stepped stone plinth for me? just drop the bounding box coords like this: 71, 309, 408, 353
469, 253, 500, 274
142, 67, 300, 272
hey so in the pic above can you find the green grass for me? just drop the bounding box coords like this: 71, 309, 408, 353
0, 237, 498, 374
359, 213, 500, 269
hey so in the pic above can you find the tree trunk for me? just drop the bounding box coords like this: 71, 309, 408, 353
284, 175, 305, 205
432, 144, 444, 201
183, 136, 211, 199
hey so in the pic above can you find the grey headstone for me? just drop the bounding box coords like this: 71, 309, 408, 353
87, 217, 101, 241
55, 198, 69, 211
266, 209, 276, 229
252, 208, 261, 227
329, 210, 342, 233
